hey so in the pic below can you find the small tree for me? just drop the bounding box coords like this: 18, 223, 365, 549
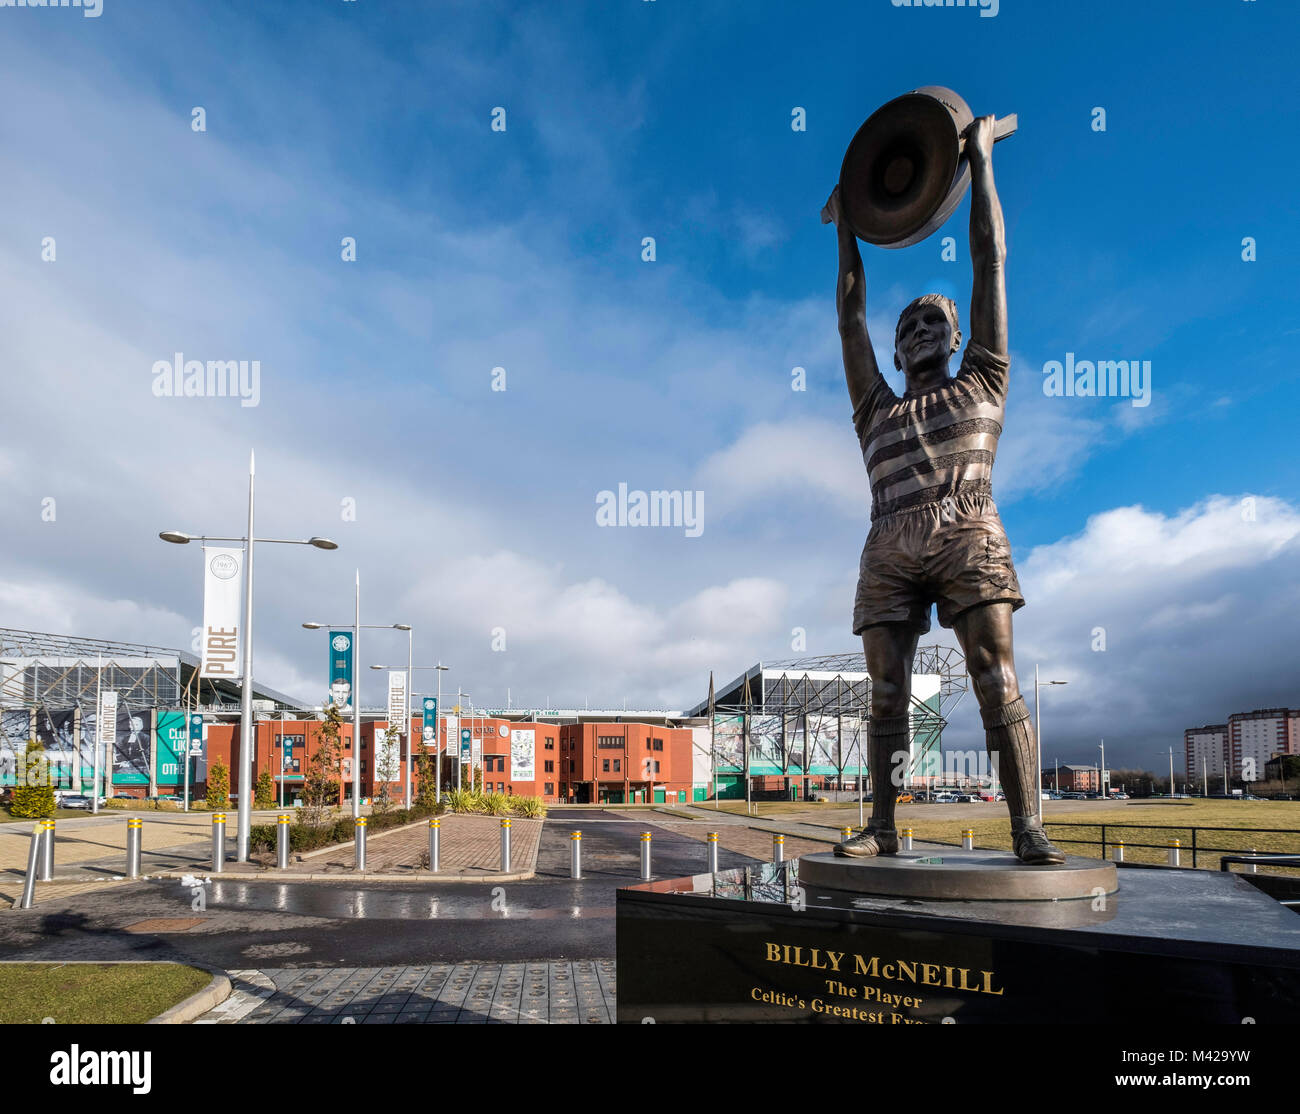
415, 749, 438, 809
11, 740, 56, 818
254, 769, 275, 809
372, 726, 401, 814
206, 758, 230, 809
302, 701, 344, 827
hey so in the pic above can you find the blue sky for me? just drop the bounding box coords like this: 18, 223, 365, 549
1, 0, 1298, 773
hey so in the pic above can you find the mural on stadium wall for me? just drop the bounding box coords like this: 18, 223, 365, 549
112, 706, 152, 785
784, 717, 806, 774
36, 708, 77, 785
0, 709, 30, 786
712, 714, 744, 771
748, 715, 783, 774
807, 713, 839, 775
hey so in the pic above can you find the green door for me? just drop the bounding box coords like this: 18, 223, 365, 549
654, 788, 666, 803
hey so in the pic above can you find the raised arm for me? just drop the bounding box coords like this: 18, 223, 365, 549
822, 186, 884, 414
965, 116, 1008, 355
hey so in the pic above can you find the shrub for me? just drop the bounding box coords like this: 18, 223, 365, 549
102, 798, 131, 810
11, 740, 56, 819
510, 796, 547, 819
480, 792, 510, 816
206, 759, 230, 810
444, 788, 481, 814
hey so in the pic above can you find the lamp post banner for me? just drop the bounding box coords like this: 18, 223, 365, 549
328, 630, 354, 711
199, 546, 243, 679
422, 697, 438, 747
387, 670, 408, 730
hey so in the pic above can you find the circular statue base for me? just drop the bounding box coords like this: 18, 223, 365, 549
798, 850, 1117, 902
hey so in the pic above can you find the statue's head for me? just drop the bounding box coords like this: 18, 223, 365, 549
894, 294, 961, 377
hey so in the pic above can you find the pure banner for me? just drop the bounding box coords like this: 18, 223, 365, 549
328, 630, 354, 711
386, 671, 408, 734
510, 727, 536, 781
200, 547, 243, 679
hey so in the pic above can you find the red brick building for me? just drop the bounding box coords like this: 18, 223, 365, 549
198, 715, 696, 805
557, 722, 695, 804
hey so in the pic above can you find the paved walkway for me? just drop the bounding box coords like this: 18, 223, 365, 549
609, 810, 833, 862
197, 961, 617, 1024
2, 813, 543, 905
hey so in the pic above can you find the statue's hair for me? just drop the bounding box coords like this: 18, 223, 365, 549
895, 293, 961, 355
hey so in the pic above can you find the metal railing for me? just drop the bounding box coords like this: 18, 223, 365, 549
1044, 822, 1300, 869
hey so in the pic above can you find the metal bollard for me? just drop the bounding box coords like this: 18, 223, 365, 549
19, 826, 42, 909
1114, 839, 1125, 863
126, 818, 143, 879
1248, 848, 1257, 874
355, 817, 367, 872
900, 827, 913, 851
39, 819, 55, 881
211, 813, 226, 873
428, 818, 441, 873
276, 815, 291, 870
840, 826, 853, 844
1168, 838, 1181, 867
570, 831, 582, 879
961, 828, 974, 851
706, 832, 719, 873
773, 833, 785, 863
639, 832, 652, 880
500, 817, 512, 871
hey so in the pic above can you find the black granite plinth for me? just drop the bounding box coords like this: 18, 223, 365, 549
615, 861, 1300, 1023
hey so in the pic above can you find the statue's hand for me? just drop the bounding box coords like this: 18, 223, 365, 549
963, 115, 996, 167
821, 185, 842, 226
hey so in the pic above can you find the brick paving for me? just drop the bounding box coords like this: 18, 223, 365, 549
291, 815, 542, 875
197, 961, 617, 1024
611, 811, 833, 862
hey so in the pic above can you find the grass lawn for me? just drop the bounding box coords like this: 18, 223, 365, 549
0, 963, 212, 1024
701, 799, 1300, 873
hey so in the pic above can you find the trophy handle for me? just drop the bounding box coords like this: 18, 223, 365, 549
957, 113, 1018, 157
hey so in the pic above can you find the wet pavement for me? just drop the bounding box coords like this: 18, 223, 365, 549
0, 810, 760, 971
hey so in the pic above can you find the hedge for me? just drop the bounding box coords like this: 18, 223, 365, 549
248, 800, 446, 853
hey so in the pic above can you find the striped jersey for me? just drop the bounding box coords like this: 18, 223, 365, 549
852, 342, 1011, 519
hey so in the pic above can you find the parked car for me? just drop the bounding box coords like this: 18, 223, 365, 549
58, 794, 93, 810
896, 792, 914, 804
934, 793, 959, 803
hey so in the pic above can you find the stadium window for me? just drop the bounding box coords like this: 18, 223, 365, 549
602, 759, 610, 773
654, 760, 661, 773
545, 760, 554, 773
545, 783, 554, 795
613, 759, 621, 772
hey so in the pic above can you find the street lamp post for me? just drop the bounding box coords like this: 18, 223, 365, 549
371, 661, 449, 804
1033, 666, 1068, 824
304, 608, 409, 820
1099, 739, 1106, 798
160, 453, 337, 861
